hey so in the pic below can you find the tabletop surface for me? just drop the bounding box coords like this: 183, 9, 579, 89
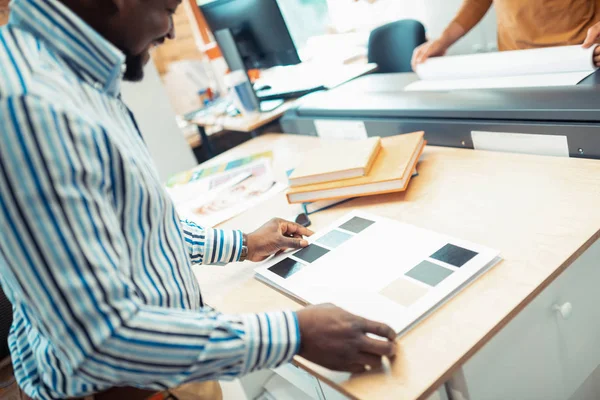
193, 134, 600, 400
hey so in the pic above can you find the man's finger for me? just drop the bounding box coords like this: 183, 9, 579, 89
411, 48, 422, 71
353, 353, 384, 370
362, 319, 396, 341
279, 236, 308, 249
281, 220, 314, 237
346, 364, 369, 374
594, 55, 600, 66
418, 51, 430, 65
583, 26, 599, 48
413, 47, 423, 64
358, 335, 396, 357
416, 47, 427, 65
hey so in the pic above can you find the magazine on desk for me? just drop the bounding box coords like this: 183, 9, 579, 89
255, 210, 501, 336
166, 150, 273, 187
170, 158, 286, 228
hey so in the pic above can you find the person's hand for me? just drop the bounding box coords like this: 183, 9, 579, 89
296, 304, 397, 373
582, 21, 600, 67
411, 39, 449, 72
245, 218, 313, 262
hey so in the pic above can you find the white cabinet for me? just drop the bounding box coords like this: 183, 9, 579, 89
459, 239, 600, 400
554, 240, 600, 397
460, 280, 567, 400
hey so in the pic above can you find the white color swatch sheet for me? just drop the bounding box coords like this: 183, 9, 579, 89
407, 45, 598, 91
255, 211, 501, 335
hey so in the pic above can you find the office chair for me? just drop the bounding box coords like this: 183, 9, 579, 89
367, 19, 426, 73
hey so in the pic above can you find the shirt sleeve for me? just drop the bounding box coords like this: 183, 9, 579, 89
451, 0, 493, 32
179, 219, 244, 265
0, 96, 300, 393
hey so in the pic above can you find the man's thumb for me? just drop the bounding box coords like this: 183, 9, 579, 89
280, 237, 308, 249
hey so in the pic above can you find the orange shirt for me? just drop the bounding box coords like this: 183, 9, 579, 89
0, 0, 9, 26
452, 0, 600, 50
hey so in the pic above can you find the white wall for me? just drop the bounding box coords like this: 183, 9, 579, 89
121, 62, 198, 183
325, 0, 498, 55
421, 0, 498, 55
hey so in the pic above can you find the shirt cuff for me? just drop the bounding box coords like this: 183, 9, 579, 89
240, 311, 301, 374
204, 229, 244, 265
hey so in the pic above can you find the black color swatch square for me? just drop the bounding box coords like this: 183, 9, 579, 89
430, 244, 478, 268
339, 217, 375, 234
269, 258, 305, 279
293, 244, 329, 263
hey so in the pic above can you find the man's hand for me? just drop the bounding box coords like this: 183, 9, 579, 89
296, 304, 396, 373
245, 218, 313, 262
582, 22, 600, 67
411, 39, 449, 72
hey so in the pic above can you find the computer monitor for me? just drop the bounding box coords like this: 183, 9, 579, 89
214, 28, 284, 111
200, 0, 301, 70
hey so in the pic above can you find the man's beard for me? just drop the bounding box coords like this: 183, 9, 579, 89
123, 53, 146, 82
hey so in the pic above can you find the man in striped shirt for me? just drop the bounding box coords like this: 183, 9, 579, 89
0, 0, 397, 399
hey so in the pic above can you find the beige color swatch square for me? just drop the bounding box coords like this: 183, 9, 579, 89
380, 277, 429, 307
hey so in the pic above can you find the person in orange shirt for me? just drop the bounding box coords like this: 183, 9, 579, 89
411, 0, 600, 70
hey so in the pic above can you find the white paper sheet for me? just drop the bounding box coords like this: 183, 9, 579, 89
255, 211, 501, 335
405, 71, 593, 92
407, 45, 597, 91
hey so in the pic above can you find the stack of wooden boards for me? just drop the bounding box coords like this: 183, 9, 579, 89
286, 131, 426, 204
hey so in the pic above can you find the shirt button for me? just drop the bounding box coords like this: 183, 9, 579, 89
93, 82, 103, 90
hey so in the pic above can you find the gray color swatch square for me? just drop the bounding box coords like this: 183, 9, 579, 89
405, 260, 454, 287
317, 230, 352, 248
339, 217, 375, 234
269, 258, 305, 279
293, 244, 329, 263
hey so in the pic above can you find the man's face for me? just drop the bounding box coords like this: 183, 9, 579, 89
107, 0, 180, 81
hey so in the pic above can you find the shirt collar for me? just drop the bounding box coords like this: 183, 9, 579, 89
9, 0, 126, 96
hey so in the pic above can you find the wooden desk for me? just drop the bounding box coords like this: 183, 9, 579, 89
186, 100, 296, 150
185, 63, 378, 154
195, 134, 600, 400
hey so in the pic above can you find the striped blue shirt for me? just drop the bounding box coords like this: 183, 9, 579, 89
0, 0, 299, 398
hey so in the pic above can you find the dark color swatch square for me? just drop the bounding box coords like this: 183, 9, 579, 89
293, 244, 329, 263
317, 230, 352, 248
405, 260, 453, 287
339, 217, 375, 234
269, 258, 305, 279
430, 244, 478, 268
